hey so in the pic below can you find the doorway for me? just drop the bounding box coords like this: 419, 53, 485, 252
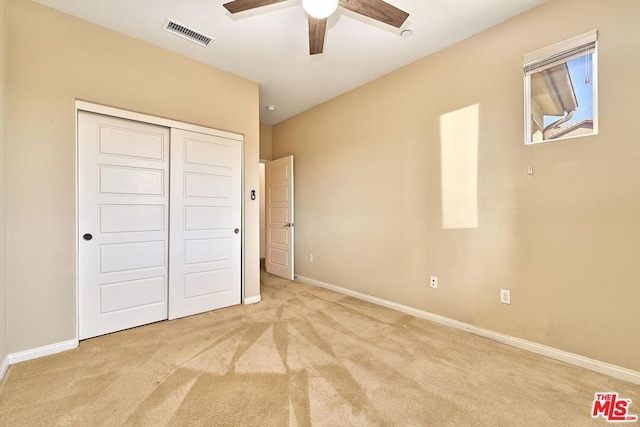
262, 156, 295, 280
259, 162, 266, 268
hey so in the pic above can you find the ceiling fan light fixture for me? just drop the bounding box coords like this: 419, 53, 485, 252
302, 0, 339, 19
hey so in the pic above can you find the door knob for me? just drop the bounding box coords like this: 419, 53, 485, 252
83, 233, 93, 241
234, 228, 240, 234
283, 223, 294, 228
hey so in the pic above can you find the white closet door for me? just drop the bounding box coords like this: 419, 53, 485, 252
168, 129, 242, 320
78, 111, 169, 340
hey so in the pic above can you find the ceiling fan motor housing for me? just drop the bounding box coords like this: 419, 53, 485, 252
302, 0, 339, 19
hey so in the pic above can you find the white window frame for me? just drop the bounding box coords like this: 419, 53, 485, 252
524, 30, 598, 145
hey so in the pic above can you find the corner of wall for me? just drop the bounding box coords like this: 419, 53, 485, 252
0, 0, 9, 378
259, 124, 273, 161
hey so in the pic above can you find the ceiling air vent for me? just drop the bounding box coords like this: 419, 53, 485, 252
164, 19, 213, 47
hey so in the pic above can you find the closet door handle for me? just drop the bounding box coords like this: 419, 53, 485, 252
83, 233, 93, 241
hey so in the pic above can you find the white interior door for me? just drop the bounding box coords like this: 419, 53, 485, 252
266, 156, 294, 280
168, 129, 242, 320
78, 111, 169, 340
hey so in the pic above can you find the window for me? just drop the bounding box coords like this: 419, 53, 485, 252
524, 30, 598, 144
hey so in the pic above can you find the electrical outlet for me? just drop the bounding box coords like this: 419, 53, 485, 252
308, 254, 314, 263
500, 289, 511, 304
430, 276, 438, 289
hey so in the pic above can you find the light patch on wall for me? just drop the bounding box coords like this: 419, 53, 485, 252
440, 104, 479, 230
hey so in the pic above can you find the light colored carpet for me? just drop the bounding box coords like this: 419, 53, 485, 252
1, 272, 638, 426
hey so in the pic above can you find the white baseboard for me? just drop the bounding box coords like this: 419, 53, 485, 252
8, 339, 78, 365
0, 355, 9, 381
296, 275, 640, 385
244, 295, 261, 305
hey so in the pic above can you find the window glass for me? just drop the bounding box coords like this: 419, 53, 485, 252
524, 32, 597, 144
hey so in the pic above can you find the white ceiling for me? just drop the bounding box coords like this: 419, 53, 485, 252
34, 0, 547, 125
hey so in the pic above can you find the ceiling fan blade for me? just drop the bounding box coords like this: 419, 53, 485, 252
223, 0, 288, 14
339, 0, 409, 28
308, 17, 327, 55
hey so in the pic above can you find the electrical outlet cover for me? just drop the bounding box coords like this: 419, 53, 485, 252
500, 289, 511, 304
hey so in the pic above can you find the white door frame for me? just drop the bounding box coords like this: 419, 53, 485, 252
75, 100, 245, 340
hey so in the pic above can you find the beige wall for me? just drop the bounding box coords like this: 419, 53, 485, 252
6, 0, 260, 353
0, 0, 7, 364
273, 0, 640, 372
260, 123, 273, 161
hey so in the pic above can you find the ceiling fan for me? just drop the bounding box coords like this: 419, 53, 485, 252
222, 0, 410, 55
